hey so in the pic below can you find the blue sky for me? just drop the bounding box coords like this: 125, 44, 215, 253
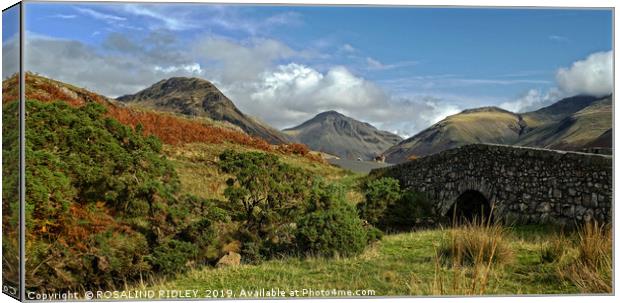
9, 2, 614, 136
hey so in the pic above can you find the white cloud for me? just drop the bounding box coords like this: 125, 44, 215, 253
365, 57, 418, 71
556, 50, 613, 97
24, 34, 204, 97
217, 63, 458, 137
120, 4, 197, 31
51, 14, 77, 19
548, 35, 569, 42
340, 44, 356, 53
499, 88, 563, 113
75, 7, 126, 22
193, 37, 297, 82
22, 31, 458, 138
2, 35, 19, 79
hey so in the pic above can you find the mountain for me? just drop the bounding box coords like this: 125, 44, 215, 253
383, 107, 526, 163
117, 77, 290, 144
384, 95, 612, 163
517, 95, 612, 150
283, 110, 403, 160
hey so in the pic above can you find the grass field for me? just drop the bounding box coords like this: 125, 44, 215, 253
130, 225, 598, 298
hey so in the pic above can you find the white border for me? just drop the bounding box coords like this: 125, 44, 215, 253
1, 1, 618, 303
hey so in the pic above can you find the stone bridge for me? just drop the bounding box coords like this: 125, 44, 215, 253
371, 144, 612, 225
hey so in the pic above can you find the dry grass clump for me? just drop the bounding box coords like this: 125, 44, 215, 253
438, 221, 513, 267
425, 219, 512, 295
557, 221, 612, 293
539, 233, 572, 264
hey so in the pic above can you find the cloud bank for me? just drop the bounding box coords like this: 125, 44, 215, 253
556, 50, 613, 97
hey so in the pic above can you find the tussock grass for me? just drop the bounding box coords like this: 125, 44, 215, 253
557, 221, 612, 293
437, 221, 513, 267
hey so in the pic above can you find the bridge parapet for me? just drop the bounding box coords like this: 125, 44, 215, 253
371, 144, 612, 225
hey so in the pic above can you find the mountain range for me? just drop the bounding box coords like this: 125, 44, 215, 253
16, 74, 611, 164
384, 95, 612, 163
283, 110, 403, 160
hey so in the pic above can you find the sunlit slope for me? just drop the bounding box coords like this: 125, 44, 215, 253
384, 107, 524, 163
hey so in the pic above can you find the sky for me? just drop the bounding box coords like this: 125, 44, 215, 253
2, 2, 613, 137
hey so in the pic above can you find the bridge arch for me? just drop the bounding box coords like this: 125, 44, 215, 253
447, 190, 493, 224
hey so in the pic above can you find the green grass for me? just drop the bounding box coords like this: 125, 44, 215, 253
132, 226, 582, 297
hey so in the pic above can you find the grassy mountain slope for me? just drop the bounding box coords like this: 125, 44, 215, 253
284, 110, 403, 160
384, 107, 524, 163
117, 77, 290, 144
517, 96, 612, 150
384, 95, 612, 163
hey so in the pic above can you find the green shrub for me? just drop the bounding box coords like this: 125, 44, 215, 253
296, 183, 368, 257
84, 232, 151, 286
382, 191, 433, 231
218, 150, 313, 259
357, 177, 434, 232
20, 100, 209, 290
357, 177, 401, 226
147, 240, 198, 275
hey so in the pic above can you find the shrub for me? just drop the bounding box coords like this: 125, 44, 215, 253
175, 219, 217, 262
382, 191, 433, 231
147, 240, 198, 275
21, 100, 214, 290
357, 177, 401, 226
357, 177, 434, 231
218, 149, 313, 259
296, 183, 369, 257
437, 221, 513, 267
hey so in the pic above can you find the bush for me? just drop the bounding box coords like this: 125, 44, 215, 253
357, 177, 434, 231
218, 149, 313, 259
382, 191, 433, 231
357, 177, 401, 226
21, 100, 214, 290
296, 183, 369, 257
147, 240, 198, 275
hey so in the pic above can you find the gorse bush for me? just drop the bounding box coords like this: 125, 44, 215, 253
382, 191, 433, 231
218, 150, 313, 261
147, 240, 199, 275
296, 182, 372, 257
357, 177, 434, 232
357, 177, 401, 226
21, 100, 226, 291
218, 150, 375, 261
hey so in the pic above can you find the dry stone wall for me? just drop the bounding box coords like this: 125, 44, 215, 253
371, 144, 612, 225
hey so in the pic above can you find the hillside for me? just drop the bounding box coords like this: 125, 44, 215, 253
283, 110, 403, 160
383, 107, 525, 163
384, 95, 612, 163
517, 96, 612, 150
117, 77, 290, 144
